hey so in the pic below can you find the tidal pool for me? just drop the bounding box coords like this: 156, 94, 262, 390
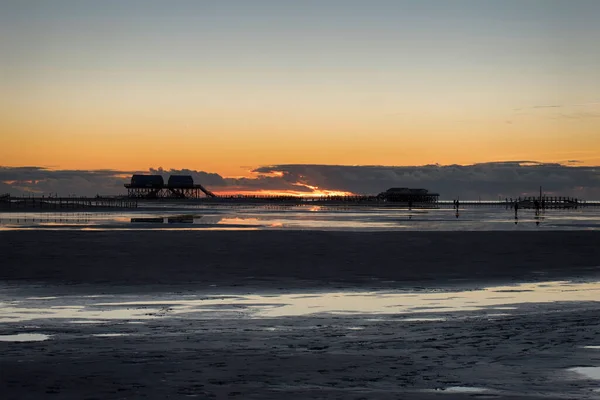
1, 280, 599, 323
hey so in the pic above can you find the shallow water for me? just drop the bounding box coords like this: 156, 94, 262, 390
2, 280, 599, 323
92, 333, 130, 337
569, 367, 600, 380
0, 333, 50, 342
2, 280, 600, 399
433, 386, 491, 393
1, 205, 599, 231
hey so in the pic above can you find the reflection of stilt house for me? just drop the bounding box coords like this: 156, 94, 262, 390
377, 188, 439, 204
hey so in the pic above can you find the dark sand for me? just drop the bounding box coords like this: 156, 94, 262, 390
2, 230, 600, 289
1, 231, 600, 399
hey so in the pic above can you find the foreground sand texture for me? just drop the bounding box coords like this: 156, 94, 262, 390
1, 231, 600, 399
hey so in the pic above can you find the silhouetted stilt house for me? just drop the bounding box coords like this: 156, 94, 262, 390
125, 175, 215, 199
376, 188, 439, 204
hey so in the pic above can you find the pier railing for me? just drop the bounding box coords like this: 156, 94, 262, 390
0, 196, 137, 210
1, 194, 597, 210
439, 196, 595, 209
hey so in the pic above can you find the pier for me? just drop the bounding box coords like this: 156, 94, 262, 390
137, 195, 597, 209
438, 196, 592, 210
3, 182, 598, 211
0, 195, 137, 210
2, 193, 597, 211
121, 175, 600, 209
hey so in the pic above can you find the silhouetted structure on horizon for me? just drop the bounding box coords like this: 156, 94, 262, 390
124, 175, 216, 199
376, 188, 439, 204
117, 175, 600, 209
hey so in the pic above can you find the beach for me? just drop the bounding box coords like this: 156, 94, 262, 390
1, 230, 600, 399
2, 230, 600, 288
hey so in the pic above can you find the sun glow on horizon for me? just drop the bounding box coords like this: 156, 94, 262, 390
214, 188, 355, 198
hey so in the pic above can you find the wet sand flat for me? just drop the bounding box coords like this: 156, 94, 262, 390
1, 296, 600, 399
1, 230, 600, 399
1, 230, 600, 289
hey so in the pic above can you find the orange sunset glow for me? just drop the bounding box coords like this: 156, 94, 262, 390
1, 1, 599, 196
215, 188, 355, 198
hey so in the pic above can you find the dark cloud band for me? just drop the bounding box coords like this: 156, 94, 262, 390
1, 162, 599, 200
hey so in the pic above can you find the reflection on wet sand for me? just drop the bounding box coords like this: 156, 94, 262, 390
427, 386, 491, 394
0, 333, 50, 342
1, 205, 600, 231
569, 367, 600, 380
2, 280, 600, 323
2, 280, 600, 399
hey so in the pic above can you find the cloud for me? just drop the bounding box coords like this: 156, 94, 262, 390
0, 167, 130, 196
0, 166, 315, 197
1, 162, 599, 200
149, 167, 314, 193
252, 163, 600, 199
550, 111, 600, 120
515, 102, 600, 111
511, 101, 600, 122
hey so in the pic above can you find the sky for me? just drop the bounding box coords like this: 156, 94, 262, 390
1, 1, 599, 195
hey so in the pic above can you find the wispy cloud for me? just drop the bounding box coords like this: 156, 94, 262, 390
532, 105, 562, 109
514, 101, 599, 112
511, 101, 600, 121
550, 111, 600, 120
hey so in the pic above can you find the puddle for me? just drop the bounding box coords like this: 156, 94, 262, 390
442, 386, 490, 393
70, 320, 111, 324
0, 333, 50, 342
0, 305, 165, 323
424, 386, 493, 395
569, 367, 600, 380
2, 280, 600, 321
92, 333, 130, 337
402, 318, 446, 322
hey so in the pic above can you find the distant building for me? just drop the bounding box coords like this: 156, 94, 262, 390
377, 188, 439, 203
167, 175, 194, 188
124, 174, 215, 198
128, 175, 164, 189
